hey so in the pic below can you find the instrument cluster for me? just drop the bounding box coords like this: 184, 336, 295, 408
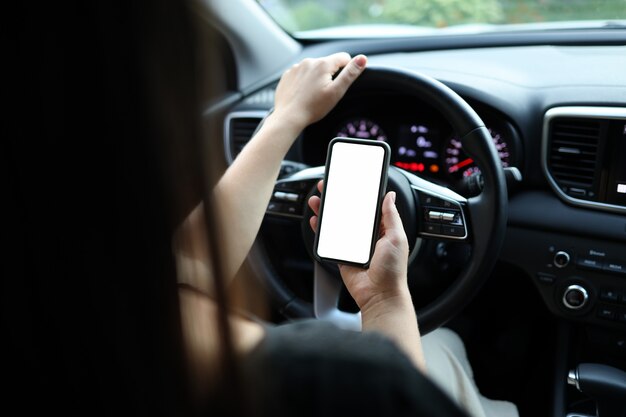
302, 96, 520, 195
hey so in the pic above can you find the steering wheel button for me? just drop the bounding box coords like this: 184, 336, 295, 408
267, 202, 284, 213
424, 223, 442, 234
283, 192, 299, 202
441, 212, 456, 222
442, 226, 465, 237
419, 193, 443, 207
285, 204, 301, 215
428, 211, 443, 221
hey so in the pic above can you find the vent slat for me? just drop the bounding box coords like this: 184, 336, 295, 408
547, 118, 601, 192
229, 116, 263, 160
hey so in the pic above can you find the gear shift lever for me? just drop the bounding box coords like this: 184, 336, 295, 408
567, 363, 626, 417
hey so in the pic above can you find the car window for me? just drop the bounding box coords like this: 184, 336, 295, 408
258, 0, 626, 38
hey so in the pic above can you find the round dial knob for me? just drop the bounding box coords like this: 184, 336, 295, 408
562, 285, 589, 310
553, 251, 570, 268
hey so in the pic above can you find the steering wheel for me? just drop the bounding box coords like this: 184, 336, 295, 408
250, 66, 507, 335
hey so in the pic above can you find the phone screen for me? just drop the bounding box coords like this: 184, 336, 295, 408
315, 138, 390, 267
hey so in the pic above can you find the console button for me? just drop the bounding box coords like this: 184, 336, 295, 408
597, 306, 616, 320
603, 261, 626, 275
599, 289, 620, 303
536, 272, 556, 285
576, 257, 603, 271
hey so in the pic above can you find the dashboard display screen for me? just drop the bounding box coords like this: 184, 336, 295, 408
393, 123, 441, 175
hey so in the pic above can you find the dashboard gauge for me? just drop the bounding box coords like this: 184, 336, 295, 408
444, 127, 511, 178
393, 123, 441, 174
336, 118, 388, 142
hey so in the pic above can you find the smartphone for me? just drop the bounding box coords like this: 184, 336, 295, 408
314, 137, 390, 268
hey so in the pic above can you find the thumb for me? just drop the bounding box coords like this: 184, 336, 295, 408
333, 55, 367, 95
380, 192, 407, 244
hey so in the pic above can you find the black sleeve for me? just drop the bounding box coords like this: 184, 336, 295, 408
242, 321, 469, 417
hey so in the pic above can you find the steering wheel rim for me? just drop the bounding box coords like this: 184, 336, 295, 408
251, 66, 508, 334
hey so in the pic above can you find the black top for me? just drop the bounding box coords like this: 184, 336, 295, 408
242, 320, 469, 417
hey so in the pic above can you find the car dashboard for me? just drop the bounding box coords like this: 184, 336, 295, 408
222, 43, 626, 406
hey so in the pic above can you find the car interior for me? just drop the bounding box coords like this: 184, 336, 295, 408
201, 1, 626, 416
7, 1, 626, 416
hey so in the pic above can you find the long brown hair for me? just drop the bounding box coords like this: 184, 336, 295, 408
135, 1, 244, 414
7, 0, 240, 415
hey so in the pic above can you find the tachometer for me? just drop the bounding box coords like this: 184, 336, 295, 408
336, 118, 387, 142
444, 127, 510, 178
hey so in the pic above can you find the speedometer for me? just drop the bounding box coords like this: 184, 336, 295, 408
444, 127, 510, 178
336, 118, 388, 142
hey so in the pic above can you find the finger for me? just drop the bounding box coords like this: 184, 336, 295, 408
333, 54, 367, 94
309, 215, 318, 232
317, 180, 323, 193
324, 52, 352, 73
308, 195, 321, 215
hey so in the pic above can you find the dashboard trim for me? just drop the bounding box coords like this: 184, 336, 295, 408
541, 106, 626, 215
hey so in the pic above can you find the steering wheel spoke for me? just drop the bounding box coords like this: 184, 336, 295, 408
265, 167, 324, 219
313, 262, 362, 331
397, 169, 470, 241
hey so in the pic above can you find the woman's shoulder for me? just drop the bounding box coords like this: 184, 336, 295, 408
242, 320, 468, 417
257, 319, 408, 365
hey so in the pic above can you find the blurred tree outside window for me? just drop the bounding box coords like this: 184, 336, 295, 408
258, 0, 626, 33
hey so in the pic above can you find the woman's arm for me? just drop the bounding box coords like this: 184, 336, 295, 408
308, 184, 426, 372
175, 54, 367, 291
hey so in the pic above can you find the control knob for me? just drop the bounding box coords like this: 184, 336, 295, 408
562, 284, 589, 310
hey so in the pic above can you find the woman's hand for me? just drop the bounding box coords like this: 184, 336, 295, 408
309, 181, 425, 371
272, 53, 367, 134
308, 180, 410, 312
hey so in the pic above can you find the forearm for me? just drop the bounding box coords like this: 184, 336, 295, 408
360, 290, 427, 372
212, 112, 302, 279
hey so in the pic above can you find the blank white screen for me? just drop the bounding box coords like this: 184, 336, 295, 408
316, 141, 385, 264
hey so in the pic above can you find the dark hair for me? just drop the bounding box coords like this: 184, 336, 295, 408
6, 1, 237, 415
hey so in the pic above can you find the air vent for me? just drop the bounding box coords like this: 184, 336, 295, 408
224, 111, 267, 163
546, 118, 601, 199
543, 106, 626, 214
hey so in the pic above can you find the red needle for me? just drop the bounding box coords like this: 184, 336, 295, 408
448, 158, 473, 173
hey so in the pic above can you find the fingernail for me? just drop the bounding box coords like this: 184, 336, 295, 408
390, 191, 396, 203
355, 55, 367, 68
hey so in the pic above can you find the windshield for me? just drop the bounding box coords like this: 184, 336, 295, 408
258, 0, 626, 38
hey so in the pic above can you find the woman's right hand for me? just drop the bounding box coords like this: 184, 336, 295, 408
309, 181, 425, 371
308, 180, 411, 312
